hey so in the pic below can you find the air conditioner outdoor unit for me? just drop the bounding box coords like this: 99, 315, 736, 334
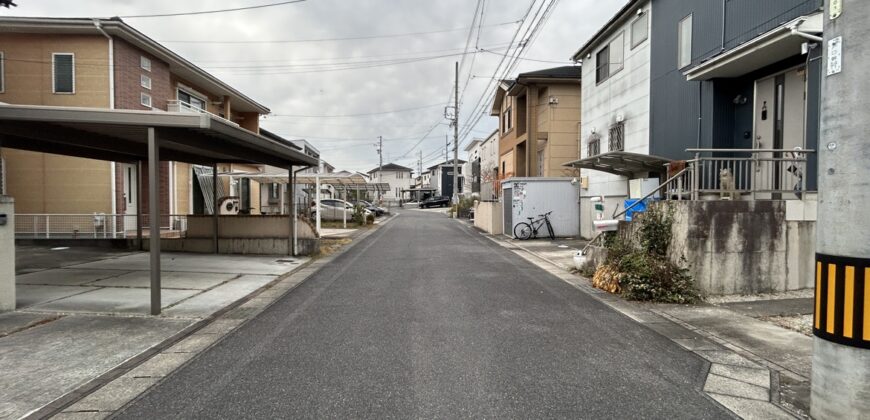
218, 197, 241, 215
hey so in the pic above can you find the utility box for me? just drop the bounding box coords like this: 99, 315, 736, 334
501, 178, 580, 238
0, 196, 15, 312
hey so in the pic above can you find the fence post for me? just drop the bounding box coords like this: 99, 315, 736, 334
692, 153, 700, 200
46, 215, 50, 239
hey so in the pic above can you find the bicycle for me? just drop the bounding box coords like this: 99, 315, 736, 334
513, 211, 555, 240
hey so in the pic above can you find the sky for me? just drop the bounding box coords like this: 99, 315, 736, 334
4, 0, 623, 174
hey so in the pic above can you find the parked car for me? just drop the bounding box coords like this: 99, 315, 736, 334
310, 199, 370, 221
419, 196, 450, 208
352, 200, 385, 216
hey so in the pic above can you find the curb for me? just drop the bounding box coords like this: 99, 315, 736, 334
28, 214, 399, 420
466, 223, 804, 419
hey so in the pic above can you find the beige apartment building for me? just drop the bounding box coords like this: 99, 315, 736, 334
0, 17, 271, 220
490, 66, 582, 180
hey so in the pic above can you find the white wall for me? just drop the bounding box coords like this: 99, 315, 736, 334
580, 1, 652, 200
480, 131, 499, 199
371, 169, 412, 200
0, 196, 15, 311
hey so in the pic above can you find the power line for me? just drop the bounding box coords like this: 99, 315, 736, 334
267, 103, 444, 118
120, 0, 307, 19
158, 20, 520, 44
478, 48, 573, 64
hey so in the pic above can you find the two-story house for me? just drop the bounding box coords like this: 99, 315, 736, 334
368, 163, 413, 202
491, 66, 581, 180
0, 17, 274, 226
427, 160, 466, 198
568, 0, 823, 238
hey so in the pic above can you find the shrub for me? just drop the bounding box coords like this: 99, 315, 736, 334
592, 204, 700, 304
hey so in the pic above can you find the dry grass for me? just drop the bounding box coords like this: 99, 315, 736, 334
591, 264, 622, 294
317, 238, 352, 258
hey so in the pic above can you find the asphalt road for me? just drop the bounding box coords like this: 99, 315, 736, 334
116, 210, 732, 419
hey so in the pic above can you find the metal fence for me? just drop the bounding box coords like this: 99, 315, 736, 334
663, 148, 813, 200
15, 214, 189, 239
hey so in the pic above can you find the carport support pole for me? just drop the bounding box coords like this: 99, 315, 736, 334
136, 161, 143, 250
147, 127, 161, 316
212, 164, 219, 254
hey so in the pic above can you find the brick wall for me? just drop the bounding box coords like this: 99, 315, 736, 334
113, 38, 171, 111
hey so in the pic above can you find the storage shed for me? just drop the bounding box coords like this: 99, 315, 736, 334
501, 178, 580, 238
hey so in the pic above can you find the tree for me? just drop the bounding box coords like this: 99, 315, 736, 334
0, 0, 17, 8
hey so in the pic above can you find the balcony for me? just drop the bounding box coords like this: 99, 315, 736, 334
167, 100, 239, 127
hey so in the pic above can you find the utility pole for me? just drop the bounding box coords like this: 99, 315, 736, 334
452, 61, 459, 207
812, 3, 870, 419
445, 134, 449, 163
376, 135, 383, 202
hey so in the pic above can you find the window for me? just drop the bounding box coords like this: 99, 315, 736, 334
608, 121, 625, 152
178, 89, 206, 110
588, 135, 601, 157
502, 108, 513, 133
595, 32, 624, 84
140, 74, 151, 90
140, 92, 152, 108
631, 11, 649, 48
52, 53, 74, 94
678, 14, 693, 69
0, 51, 4, 93
140, 56, 151, 72
271, 183, 279, 199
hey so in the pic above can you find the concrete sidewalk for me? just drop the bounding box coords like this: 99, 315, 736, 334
1, 247, 310, 420
474, 225, 814, 418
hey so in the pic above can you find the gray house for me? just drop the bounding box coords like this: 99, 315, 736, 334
570, 0, 823, 238
568, 0, 823, 295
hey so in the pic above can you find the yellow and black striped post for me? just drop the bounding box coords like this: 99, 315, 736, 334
814, 254, 870, 349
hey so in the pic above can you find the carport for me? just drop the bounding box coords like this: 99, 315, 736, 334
0, 104, 318, 315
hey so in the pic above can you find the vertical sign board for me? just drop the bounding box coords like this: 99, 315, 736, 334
827, 36, 843, 76
829, 0, 842, 20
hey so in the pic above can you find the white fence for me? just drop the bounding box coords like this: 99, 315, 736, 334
15, 214, 189, 239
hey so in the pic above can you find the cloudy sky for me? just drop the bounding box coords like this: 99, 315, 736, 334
5, 0, 623, 173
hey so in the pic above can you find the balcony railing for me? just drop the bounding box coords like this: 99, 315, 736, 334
663, 148, 814, 201
167, 100, 239, 127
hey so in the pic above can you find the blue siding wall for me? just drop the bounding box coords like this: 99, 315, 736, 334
649, 0, 822, 162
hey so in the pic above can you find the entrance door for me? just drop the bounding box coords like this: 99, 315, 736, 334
120, 163, 138, 233
753, 67, 806, 199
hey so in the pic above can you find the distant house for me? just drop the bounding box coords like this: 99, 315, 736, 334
462, 139, 483, 198
426, 160, 466, 198
490, 66, 581, 180
478, 129, 500, 200
368, 163, 413, 201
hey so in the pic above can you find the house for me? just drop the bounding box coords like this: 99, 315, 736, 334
569, 0, 824, 295
461, 139, 483, 198
426, 160, 466, 198
569, 0, 823, 238
0, 16, 272, 222
368, 163, 412, 202
478, 129, 500, 200
490, 66, 582, 180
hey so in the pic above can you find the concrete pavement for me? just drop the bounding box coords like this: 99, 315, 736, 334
116, 210, 732, 419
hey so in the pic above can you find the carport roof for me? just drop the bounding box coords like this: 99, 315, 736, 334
0, 104, 318, 168
563, 151, 671, 176
223, 171, 391, 192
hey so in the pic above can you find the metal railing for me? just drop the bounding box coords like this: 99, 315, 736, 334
588, 138, 601, 157
15, 214, 189, 239
663, 148, 814, 201
167, 100, 239, 127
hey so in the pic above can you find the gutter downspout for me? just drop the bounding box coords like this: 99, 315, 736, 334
789, 18, 824, 43
94, 19, 117, 226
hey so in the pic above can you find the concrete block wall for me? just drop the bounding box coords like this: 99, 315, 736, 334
666, 200, 816, 295
473, 201, 503, 235
0, 197, 15, 311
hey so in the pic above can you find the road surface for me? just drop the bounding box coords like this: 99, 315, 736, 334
117, 210, 731, 419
